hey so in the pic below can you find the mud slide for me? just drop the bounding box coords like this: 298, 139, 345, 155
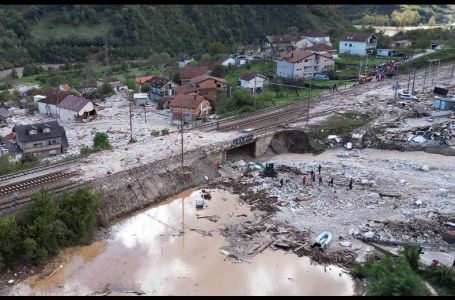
266, 129, 317, 155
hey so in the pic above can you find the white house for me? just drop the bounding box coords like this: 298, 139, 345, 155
276, 50, 335, 80
339, 32, 377, 56
133, 93, 150, 106
239, 72, 268, 93
178, 56, 194, 68
33, 95, 46, 103
261, 35, 314, 58
303, 31, 332, 46
37, 89, 70, 117
57, 95, 98, 123
221, 57, 236, 67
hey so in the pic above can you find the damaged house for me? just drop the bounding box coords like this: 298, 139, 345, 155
37, 89, 70, 117
14, 121, 69, 158
57, 95, 98, 123
169, 93, 212, 125
147, 77, 178, 104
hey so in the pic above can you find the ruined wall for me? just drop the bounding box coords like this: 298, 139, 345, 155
89, 151, 220, 224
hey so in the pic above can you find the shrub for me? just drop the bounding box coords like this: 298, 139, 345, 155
100, 82, 114, 96
80, 147, 96, 156
161, 128, 169, 136
150, 130, 160, 137
93, 132, 111, 150
401, 245, 420, 272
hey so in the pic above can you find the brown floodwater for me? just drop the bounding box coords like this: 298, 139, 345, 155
9, 189, 355, 296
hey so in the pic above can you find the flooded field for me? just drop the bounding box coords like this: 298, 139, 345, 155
9, 189, 354, 296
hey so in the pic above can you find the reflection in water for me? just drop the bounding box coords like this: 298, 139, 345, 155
10, 189, 354, 296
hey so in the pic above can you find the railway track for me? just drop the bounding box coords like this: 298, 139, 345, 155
0, 155, 82, 184
0, 180, 84, 213
0, 171, 78, 197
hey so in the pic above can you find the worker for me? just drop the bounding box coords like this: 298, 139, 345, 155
417, 246, 424, 255
303, 176, 307, 185
215, 160, 221, 169
349, 178, 354, 190
310, 170, 314, 178
318, 164, 322, 174
319, 175, 323, 185
452, 259, 455, 268
312, 173, 316, 183
328, 176, 334, 187
431, 260, 439, 267
280, 178, 284, 188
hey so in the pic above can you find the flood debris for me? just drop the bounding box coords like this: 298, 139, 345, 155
196, 214, 219, 222
190, 228, 213, 237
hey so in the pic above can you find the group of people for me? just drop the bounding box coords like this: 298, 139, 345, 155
329, 84, 338, 92
280, 164, 354, 190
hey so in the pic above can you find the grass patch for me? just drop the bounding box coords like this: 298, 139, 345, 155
337, 54, 391, 66
225, 60, 276, 85
399, 45, 455, 72
306, 111, 370, 140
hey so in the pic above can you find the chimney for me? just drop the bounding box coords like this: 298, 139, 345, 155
291, 52, 294, 58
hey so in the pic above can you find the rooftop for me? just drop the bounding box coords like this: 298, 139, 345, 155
57, 95, 91, 112
14, 121, 66, 143
169, 93, 208, 109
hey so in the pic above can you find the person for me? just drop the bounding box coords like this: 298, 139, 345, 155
319, 175, 323, 185
318, 164, 322, 174
310, 170, 314, 177
417, 246, 424, 255
280, 178, 284, 188
452, 259, 455, 269
431, 259, 439, 267
349, 178, 353, 190
303, 176, 307, 185
312, 173, 316, 183
334, 84, 338, 91
329, 176, 334, 187
215, 160, 221, 169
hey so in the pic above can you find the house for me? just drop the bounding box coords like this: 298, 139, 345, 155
306, 43, 337, 54
33, 95, 46, 103
136, 76, 154, 86
237, 45, 261, 57
339, 32, 377, 56
180, 66, 209, 84
391, 39, 411, 49
37, 89, 70, 117
276, 50, 335, 80
261, 35, 314, 59
147, 77, 179, 103
169, 93, 212, 123
239, 72, 269, 93
189, 75, 228, 93
14, 121, 69, 158
377, 49, 394, 57
221, 56, 236, 67
133, 93, 151, 106
178, 56, 194, 68
431, 40, 444, 50
303, 31, 332, 46
57, 95, 98, 123
0, 107, 11, 123
434, 96, 455, 111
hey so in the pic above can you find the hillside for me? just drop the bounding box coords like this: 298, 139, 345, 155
0, 5, 354, 70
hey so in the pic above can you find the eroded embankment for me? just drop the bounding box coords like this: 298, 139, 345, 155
89, 152, 220, 224
266, 129, 319, 154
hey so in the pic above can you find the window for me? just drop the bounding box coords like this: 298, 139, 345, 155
217, 84, 221, 88
33, 142, 44, 148
349, 44, 352, 47
304, 59, 309, 62
345, 43, 347, 46
29, 129, 37, 135
43, 127, 51, 133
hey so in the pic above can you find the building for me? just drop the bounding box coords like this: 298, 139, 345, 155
261, 35, 313, 59
178, 56, 194, 68
339, 32, 377, 56
136, 76, 154, 86
239, 72, 268, 93
32, 95, 46, 103
434, 96, 455, 111
303, 31, 332, 46
189, 75, 228, 93
276, 50, 335, 80
37, 89, 70, 117
180, 66, 209, 84
133, 93, 151, 106
221, 56, 236, 67
169, 93, 212, 123
57, 95, 98, 123
237, 45, 261, 57
306, 43, 337, 54
391, 39, 411, 49
431, 40, 444, 50
14, 121, 69, 158
147, 77, 178, 103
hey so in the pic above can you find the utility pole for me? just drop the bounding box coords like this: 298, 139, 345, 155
411, 62, 416, 95
407, 64, 411, 92
104, 36, 110, 68
358, 57, 362, 81
394, 76, 399, 106
423, 69, 427, 91
144, 105, 147, 123
253, 77, 256, 111
129, 90, 133, 142
450, 62, 455, 86
180, 106, 184, 173
307, 83, 311, 125
434, 59, 440, 89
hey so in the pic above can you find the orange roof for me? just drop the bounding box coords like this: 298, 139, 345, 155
190, 74, 227, 85
170, 93, 209, 109
180, 66, 208, 80
136, 76, 154, 84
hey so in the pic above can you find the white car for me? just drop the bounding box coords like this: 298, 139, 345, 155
398, 91, 417, 100
242, 128, 255, 133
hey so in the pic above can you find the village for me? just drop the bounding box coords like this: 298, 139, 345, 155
1, 26, 455, 296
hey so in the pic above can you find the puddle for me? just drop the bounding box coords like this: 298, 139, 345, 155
10, 189, 355, 296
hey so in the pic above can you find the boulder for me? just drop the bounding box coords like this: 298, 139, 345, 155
339, 241, 352, 247
363, 231, 375, 239
420, 165, 430, 172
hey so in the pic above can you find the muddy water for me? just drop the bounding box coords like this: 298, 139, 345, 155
10, 189, 354, 296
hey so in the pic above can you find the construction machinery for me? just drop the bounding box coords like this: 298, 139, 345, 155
260, 162, 277, 177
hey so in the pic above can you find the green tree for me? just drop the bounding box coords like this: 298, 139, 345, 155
0, 154, 16, 175
124, 78, 139, 92
140, 85, 150, 93
428, 15, 436, 26
93, 132, 111, 150
9, 69, 18, 79
208, 42, 225, 57
100, 82, 114, 96
59, 187, 101, 244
